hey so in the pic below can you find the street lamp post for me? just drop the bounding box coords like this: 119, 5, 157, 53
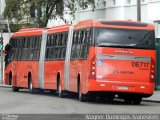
0, 15, 4, 85
137, 0, 141, 21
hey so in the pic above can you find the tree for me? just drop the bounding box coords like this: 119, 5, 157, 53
3, 0, 95, 28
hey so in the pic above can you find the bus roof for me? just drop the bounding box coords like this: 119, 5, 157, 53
19, 28, 45, 32
11, 20, 154, 38
12, 28, 46, 37
12, 24, 71, 38
47, 24, 71, 34
74, 19, 154, 30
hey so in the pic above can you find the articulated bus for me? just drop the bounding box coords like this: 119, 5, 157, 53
4, 20, 156, 104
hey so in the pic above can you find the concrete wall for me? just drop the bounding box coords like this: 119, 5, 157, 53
71, 0, 160, 37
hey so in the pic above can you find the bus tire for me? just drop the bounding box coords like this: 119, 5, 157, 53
58, 82, 64, 98
12, 86, 19, 92
10, 73, 19, 92
78, 89, 86, 102
132, 97, 142, 105
78, 80, 86, 102
9, 72, 12, 85
28, 75, 34, 94
57, 75, 64, 98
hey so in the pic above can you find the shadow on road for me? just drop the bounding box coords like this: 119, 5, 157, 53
8, 88, 149, 106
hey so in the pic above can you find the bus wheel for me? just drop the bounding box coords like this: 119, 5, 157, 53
132, 97, 142, 105
78, 83, 86, 102
12, 86, 19, 92
28, 75, 34, 94
10, 73, 19, 92
57, 82, 64, 98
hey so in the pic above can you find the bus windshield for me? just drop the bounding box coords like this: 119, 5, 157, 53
95, 28, 155, 50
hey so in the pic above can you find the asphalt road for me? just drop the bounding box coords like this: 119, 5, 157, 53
0, 87, 160, 114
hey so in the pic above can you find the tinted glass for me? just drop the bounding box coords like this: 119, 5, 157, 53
95, 28, 155, 50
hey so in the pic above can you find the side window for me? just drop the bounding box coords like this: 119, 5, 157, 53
71, 28, 92, 60
45, 32, 68, 60
8, 36, 42, 61
35, 36, 39, 48
47, 35, 51, 47
23, 37, 28, 48
53, 34, 56, 46
81, 28, 90, 59
37, 36, 42, 48
33, 36, 41, 60
9, 38, 18, 60
59, 34, 63, 46
56, 34, 59, 46
29, 37, 34, 48
73, 32, 77, 44
21, 48, 28, 60
71, 31, 78, 59
62, 33, 66, 45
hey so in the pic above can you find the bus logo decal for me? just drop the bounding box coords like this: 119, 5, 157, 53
97, 60, 103, 66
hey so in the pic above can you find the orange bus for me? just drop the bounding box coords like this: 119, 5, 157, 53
4, 20, 156, 104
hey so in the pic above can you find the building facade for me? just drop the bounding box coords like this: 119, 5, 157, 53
48, 0, 160, 38
76, 0, 160, 38
1, 0, 160, 38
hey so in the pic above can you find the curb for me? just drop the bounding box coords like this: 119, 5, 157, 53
143, 99, 160, 103
0, 84, 11, 88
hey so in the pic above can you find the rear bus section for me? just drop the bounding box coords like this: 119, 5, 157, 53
88, 48, 155, 96
86, 20, 156, 104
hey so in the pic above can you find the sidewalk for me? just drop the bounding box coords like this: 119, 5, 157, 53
143, 91, 160, 103
0, 84, 11, 88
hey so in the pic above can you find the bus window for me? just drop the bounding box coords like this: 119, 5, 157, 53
77, 31, 81, 44
23, 37, 28, 48
95, 28, 155, 50
59, 34, 63, 46
52, 35, 56, 46
62, 33, 67, 45
4, 44, 12, 66
49, 35, 52, 47
46, 35, 49, 46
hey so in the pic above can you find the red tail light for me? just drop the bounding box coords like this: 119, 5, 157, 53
150, 64, 155, 82
89, 56, 96, 79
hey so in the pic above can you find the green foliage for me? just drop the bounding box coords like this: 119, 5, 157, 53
3, 0, 95, 29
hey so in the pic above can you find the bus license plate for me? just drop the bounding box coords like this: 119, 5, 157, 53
117, 86, 128, 90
